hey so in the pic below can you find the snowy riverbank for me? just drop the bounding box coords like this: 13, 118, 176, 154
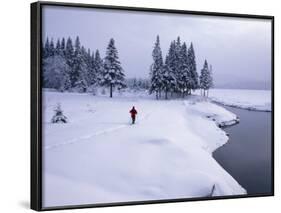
202, 89, 271, 112
42, 91, 245, 207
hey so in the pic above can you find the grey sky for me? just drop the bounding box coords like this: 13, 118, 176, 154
42, 5, 272, 89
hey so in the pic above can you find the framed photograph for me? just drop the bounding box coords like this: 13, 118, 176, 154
31, 1, 274, 211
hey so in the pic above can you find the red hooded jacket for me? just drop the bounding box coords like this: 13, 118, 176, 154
130, 107, 137, 118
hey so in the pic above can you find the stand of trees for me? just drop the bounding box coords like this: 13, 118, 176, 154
149, 35, 213, 99
42, 36, 126, 97
126, 78, 150, 91
149, 36, 199, 99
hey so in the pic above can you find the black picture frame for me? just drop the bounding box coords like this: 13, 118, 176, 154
31, 1, 274, 211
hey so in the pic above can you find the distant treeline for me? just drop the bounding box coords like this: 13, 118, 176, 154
126, 78, 150, 91
149, 35, 213, 99
42, 35, 213, 98
42, 36, 126, 97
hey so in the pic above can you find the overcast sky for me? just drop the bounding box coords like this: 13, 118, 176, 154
42, 5, 272, 89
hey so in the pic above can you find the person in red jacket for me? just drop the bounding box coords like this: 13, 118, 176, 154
129, 106, 138, 124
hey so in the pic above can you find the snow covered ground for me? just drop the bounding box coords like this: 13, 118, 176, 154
42, 91, 246, 207
201, 89, 271, 112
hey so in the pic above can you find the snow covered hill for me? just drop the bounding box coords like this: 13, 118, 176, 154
42, 91, 246, 207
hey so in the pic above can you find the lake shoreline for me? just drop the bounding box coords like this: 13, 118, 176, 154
211, 100, 271, 112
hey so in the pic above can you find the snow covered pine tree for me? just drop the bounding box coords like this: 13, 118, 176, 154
179, 42, 192, 97
187, 42, 198, 93
101, 38, 126, 98
72, 36, 89, 92
149, 35, 164, 99
94, 50, 104, 86
51, 103, 68, 123
199, 59, 213, 97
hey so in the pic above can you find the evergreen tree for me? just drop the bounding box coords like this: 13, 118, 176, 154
65, 37, 74, 57
206, 64, 214, 96
174, 37, 183, 94
177, 40, 183, 95
188, 42, 198, 92
166, 41, 177, 96
55, 39, 61, 55
91, 50, 95, 66
72, 37, 88, 92
209, 64, 214, 88
51, 103, 68, 123
149, 35, 164, 99
49, 38, 55, 57
101, 38, 126, 98
43, 37, 50, 59
199, 59, 212, 96
87, 48, 92, 66
42, 37, 51, 86
94, 50, 104, 85
80, 46, 88, 66
60, 37, 66, 56
72, 37, 82, 86
180, 42, 192, 96
65, 37, 74, 75
162, 55, 175, 99
85, 48, 96, 87
175, 36, 181, 51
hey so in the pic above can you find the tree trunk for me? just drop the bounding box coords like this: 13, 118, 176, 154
165, 89, 168, 100
110, 84, 113, 98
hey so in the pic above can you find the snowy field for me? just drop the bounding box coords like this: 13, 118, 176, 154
202, 89, 271, 112
42, 90, 246, 207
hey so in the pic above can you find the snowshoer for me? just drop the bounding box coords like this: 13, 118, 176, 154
129, 106, 138, 124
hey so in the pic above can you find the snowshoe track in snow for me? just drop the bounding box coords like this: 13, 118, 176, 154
44, 112, 151, 150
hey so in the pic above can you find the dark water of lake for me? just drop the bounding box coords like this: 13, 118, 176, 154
213, 105, 273, 195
